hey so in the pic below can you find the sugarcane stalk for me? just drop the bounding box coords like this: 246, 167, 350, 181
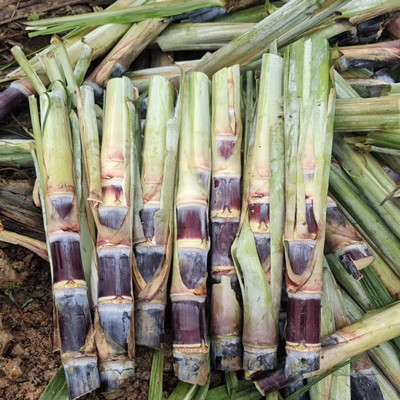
329, 161, 400, 277
309, 262, 351, 400
88, 77, 136, 391
342, 289, 400, 393
213, 4, 267, 23
155, 23, 255, 52
325, 197, 374, 280
325, 253, 372, 311
133, 75, 175, 349
84, 17, 171, 98
283, 37, 335, 376
210, 65, 243, 371
332, 136, 400, 240
24, 0, 228, 36
255, 296, 400, 395
338, 40, 400, 63
0, 0, 147, 120
29, 89, 100, 399
335, 95, 400, 132
192, 0, 351, 77
126, 60, 200, 92
233, 52, 284, 375
170, 72, 211, 385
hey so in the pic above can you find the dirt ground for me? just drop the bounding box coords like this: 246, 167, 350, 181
0, 1, 182, 399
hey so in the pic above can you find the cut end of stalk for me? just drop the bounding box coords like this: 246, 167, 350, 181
173, 347, 209, 385
211, 336, 242, 371
135, 301, 165, 349
63, 356, 100, 399
243, 346, 276, 375
284, 350, 320, 376
338, 244, 374, 279
99, 360, 135, 392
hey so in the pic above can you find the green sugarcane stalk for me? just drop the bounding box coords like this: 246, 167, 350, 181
0, 140, 34, 167
325, 196, 374, 280
329, 162, 400, 277
170, 72, 211, 385
309, 262, 351, 400
232, 52, 284, 376
192, 0, 351, 76
210, 65, 243, 371
13, 45, 100, 400
283, 37, 335, 376
132, 75, 176, 349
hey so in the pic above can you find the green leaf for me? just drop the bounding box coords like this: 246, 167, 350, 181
225, 371, 238, 399
39, 367, 68, 400
149, 350, 164, 400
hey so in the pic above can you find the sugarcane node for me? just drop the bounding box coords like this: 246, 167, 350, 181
211, 176, 241, 213
50, 193, 74, 219
243, 346, 277, 373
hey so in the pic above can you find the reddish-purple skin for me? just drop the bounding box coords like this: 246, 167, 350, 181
172, 301, 207, 345
98, 252, 132, 297
326, 204, 346, 226
210, 221, 238, 269
51, 239, 85, 283
56, 292, 91, 353
287, 242, 315, 275
211, 177, 241, 214
306, 203, 318, 236
0, 84, 27, 120
134, 246, 165, 283
52, 197, 73, 219
178, 249, 208, 289
286, 298, 321, 344
217, 140, 236, 159
252, 368, 299, 395
139, 207, 158, 239
177, 206, 208, 240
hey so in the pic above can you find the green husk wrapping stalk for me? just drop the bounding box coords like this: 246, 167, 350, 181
29, 86, 100, 399
210, 65, 243, 371
132, 75, 176, 349
170, 72, 211, 385
283, 37, 335, 375
232, 52, 284, 376
325, 197, 374, 280
82, 77, 136, 391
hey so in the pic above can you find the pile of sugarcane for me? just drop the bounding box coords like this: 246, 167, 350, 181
2, 0, 400, 399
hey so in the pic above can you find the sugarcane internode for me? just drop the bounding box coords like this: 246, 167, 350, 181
170, 71, 211, 385
283, 37, 335, 376
133, 75, 175, 349
210, 65, 243, 371
94, 77, 135, 391
32, 86, 100, 399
